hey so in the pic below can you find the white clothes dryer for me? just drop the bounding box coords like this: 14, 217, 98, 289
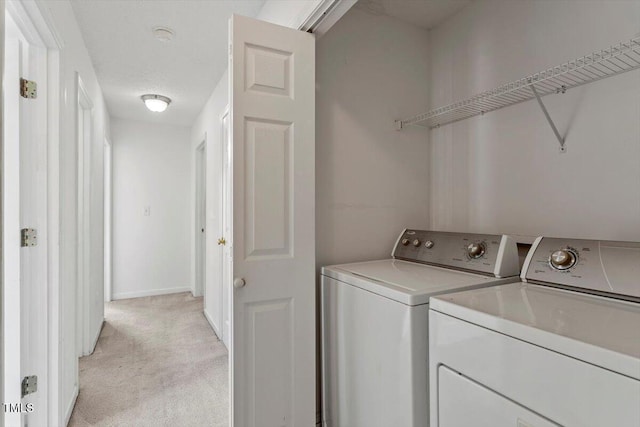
321, 229, 520, 427
429, 237, 640, 427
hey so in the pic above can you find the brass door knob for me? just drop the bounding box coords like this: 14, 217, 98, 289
218, 237, 226, 245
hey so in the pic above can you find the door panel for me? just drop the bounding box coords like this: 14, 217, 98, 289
230, 14, 315, 427
244, 298, 293, 425
244, 118, 292, 259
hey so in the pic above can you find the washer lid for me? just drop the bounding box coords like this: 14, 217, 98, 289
430, 282, 640, 379
322, 259, 512, 306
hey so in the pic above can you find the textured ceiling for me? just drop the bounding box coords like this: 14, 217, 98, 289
356, 0, 471, 30
71, 0, 265, 126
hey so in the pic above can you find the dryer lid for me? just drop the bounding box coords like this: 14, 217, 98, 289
430, 282, 640, 379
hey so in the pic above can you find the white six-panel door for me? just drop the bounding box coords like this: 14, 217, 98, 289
230, 14, 316, 427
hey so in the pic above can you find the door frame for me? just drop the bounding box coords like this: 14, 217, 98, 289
1, 4, 5, 425
103, 136, 112, 302
219, 106, 231, 349
2, 32, 22, 427
194, 137, 206, 298
76, 73, 94, 357
2, 1, 62, 426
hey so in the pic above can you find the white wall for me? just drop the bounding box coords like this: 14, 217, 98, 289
316, 7, 431, 268
314, 7, 431, 421
428, 0, 640, 241
37, 1, 111, 424
111, 119, 191, 299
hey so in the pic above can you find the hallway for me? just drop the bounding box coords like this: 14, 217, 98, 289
69, 293, 229, 427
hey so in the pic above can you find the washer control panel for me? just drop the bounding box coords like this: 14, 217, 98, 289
524, 237, 640, 300
393, 229, 519, 277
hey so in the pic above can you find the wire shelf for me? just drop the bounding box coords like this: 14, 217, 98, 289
396, 37, 640, 130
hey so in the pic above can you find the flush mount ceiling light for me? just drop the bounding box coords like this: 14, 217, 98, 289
152, 26, 175, 42
141, 94, 171, 113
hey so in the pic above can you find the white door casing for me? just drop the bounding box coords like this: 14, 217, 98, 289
2, 36, 23, 427
76, 74, 93, 357
20, 37, 49, 427
0, 4, 5, 424
103, 138, 112, 302
195, 140, 207, 299
3, 13, 49, 427
230, 14, 316, 426
220, 108, 231, 349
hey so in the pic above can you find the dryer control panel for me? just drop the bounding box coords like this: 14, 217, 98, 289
392, 229, 519, 278
523, 237, 640, 301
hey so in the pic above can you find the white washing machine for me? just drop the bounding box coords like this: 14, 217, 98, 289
320, 229, 520, 427
429, 237, 640, 427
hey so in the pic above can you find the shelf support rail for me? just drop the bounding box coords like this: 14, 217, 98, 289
529, 82, 566, 153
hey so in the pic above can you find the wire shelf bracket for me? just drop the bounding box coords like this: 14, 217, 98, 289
530, 82, 566, 153
395, 36, 640, 153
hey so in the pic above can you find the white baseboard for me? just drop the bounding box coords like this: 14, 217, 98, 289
112, 286, 191, 300
63, 384, 79, 427
203, 308, 222, 340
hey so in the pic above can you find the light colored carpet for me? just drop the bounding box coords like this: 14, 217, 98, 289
68, 292, 229, 427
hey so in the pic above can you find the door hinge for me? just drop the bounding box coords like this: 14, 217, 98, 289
20, 78, 37, 99
21, 376, 38, 398
21, 228, 38, 247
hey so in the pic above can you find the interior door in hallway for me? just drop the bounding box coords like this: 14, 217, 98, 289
196, 140, 206, 299
230, 14, 316, 426
2, 12, 49, 427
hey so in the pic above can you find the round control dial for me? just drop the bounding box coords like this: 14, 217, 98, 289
549, 248, 578, 270
467, 242, 486, 259
412, 239, 421, 247
425, 240, 434, 249
401, 238, 410, 246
